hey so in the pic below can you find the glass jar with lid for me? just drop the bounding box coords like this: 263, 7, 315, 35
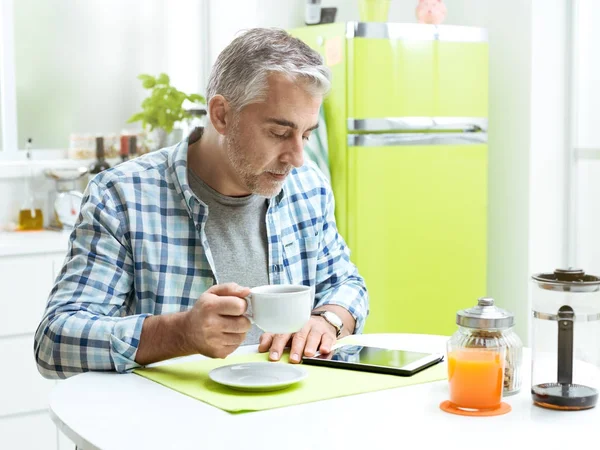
449, 297, 523, 396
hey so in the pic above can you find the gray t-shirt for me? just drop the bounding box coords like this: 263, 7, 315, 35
187, 168, 268, 345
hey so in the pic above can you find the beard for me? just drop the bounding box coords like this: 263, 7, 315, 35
225, 118, 292, 198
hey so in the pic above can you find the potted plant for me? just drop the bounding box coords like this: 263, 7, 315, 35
127, 73, 206, 150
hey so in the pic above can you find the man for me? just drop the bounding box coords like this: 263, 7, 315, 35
34, 28, 369, 379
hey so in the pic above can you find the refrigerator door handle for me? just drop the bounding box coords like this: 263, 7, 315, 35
347, 117, 488, 133
346, 22, 488, 42
348, 132, 488, 147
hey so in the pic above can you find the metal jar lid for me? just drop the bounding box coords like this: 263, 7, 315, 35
456, 297, 514, 329
532, 268, 600, 293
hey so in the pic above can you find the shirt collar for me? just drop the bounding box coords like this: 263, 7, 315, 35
168, 137, 198, 215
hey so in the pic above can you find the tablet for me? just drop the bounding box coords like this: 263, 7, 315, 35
301, 344, 444, 376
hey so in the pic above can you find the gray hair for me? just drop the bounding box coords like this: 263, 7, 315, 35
206, 28, 331, 111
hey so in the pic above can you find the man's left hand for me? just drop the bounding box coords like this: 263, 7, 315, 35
258, 315, 337, 363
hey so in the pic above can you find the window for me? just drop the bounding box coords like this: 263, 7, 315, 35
1, 0, 206, 155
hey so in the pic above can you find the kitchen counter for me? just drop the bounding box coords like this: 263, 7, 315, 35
0, 229, 71, 257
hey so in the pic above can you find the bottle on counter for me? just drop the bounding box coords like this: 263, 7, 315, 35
128, 135, 137, 159
119, 134, 129, 162
88, 136, 111, 182
18, 138, 44, 231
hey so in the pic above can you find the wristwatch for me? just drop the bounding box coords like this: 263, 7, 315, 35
311, 310, 343, 338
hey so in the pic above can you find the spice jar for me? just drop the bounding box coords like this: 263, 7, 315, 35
452, 297, 523, 396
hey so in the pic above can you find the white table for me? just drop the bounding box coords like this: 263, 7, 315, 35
49, 334, 599, 450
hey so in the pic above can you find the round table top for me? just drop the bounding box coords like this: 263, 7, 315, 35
49, 333, 599, 450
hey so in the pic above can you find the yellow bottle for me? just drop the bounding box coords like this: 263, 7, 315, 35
18, 138, 44, 231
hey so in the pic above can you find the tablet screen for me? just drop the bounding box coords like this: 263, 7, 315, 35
314, 345, 435, 369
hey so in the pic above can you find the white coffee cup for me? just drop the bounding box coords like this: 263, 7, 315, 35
245, 284, 312, 334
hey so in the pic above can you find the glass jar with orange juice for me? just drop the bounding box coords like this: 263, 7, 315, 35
447, 343, 506, 411
441, 297, 522, 416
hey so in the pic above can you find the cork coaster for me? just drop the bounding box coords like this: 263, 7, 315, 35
439, 400, 512, 416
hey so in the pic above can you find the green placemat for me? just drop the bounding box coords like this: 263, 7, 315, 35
134, 352, 446, 413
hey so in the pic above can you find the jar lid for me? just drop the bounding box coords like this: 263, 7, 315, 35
532, 268, 600, 293
456, 297, 514, 329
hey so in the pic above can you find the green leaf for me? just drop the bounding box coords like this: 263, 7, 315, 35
187, 94, 205, 104
142, 78, 156, 89
157, 73, 170, 85
127, 112, 145, 123
137, 74, 154, 82
174, 91, 186, 104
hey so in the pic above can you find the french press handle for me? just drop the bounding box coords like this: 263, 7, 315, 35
557, 305, 575, 385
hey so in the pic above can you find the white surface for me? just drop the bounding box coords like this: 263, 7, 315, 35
528, 0, 570, 345
0, 335, 56, 416
0, 0, 17, 155
529, 0, 569, 262
574, 0, 600, 148
0, 412, 58, 450
0, 253, 63, 336
576, 160, 600, 274
482, 0, 532, 345
49, 333, 599, 450
0, 235, 74, 450
573, 1, 600, 274
0, 230, 70, 257
208, 362, 308, 391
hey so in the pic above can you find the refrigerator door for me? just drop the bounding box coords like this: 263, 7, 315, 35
347, 133, 487, 335
347, 22, 488, 123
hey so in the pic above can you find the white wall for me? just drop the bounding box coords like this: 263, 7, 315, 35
470, 0, 534, 343
207, 0, 305, 68
574, 0, 600, 275
528, 0, 569, 343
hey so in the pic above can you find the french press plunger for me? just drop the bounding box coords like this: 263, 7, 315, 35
531, 268, 600, 410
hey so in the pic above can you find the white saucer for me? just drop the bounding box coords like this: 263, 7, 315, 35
208, 362, 308, 392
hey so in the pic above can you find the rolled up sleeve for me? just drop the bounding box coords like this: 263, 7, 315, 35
34, 176, 149, 379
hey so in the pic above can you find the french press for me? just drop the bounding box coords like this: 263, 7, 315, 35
531, 268, 600, 410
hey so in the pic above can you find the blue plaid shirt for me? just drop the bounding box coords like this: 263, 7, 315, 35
34, 137, 369, 379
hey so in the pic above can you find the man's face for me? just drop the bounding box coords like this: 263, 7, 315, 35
224, 74, 322, 197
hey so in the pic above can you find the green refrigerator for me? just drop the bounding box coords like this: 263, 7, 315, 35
291, 22, 488, 336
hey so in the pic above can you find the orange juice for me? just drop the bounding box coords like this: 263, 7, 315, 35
448, 349, 504, 410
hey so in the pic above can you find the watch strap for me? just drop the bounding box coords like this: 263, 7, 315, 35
311, 310, 342, 338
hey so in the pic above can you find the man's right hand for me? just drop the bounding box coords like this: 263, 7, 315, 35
184, 283, 252, 359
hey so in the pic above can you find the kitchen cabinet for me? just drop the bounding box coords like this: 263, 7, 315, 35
0, 254, 61, 337
0, 231, 74, 450
0, 336, 57, 416
0, 412, 58, 450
